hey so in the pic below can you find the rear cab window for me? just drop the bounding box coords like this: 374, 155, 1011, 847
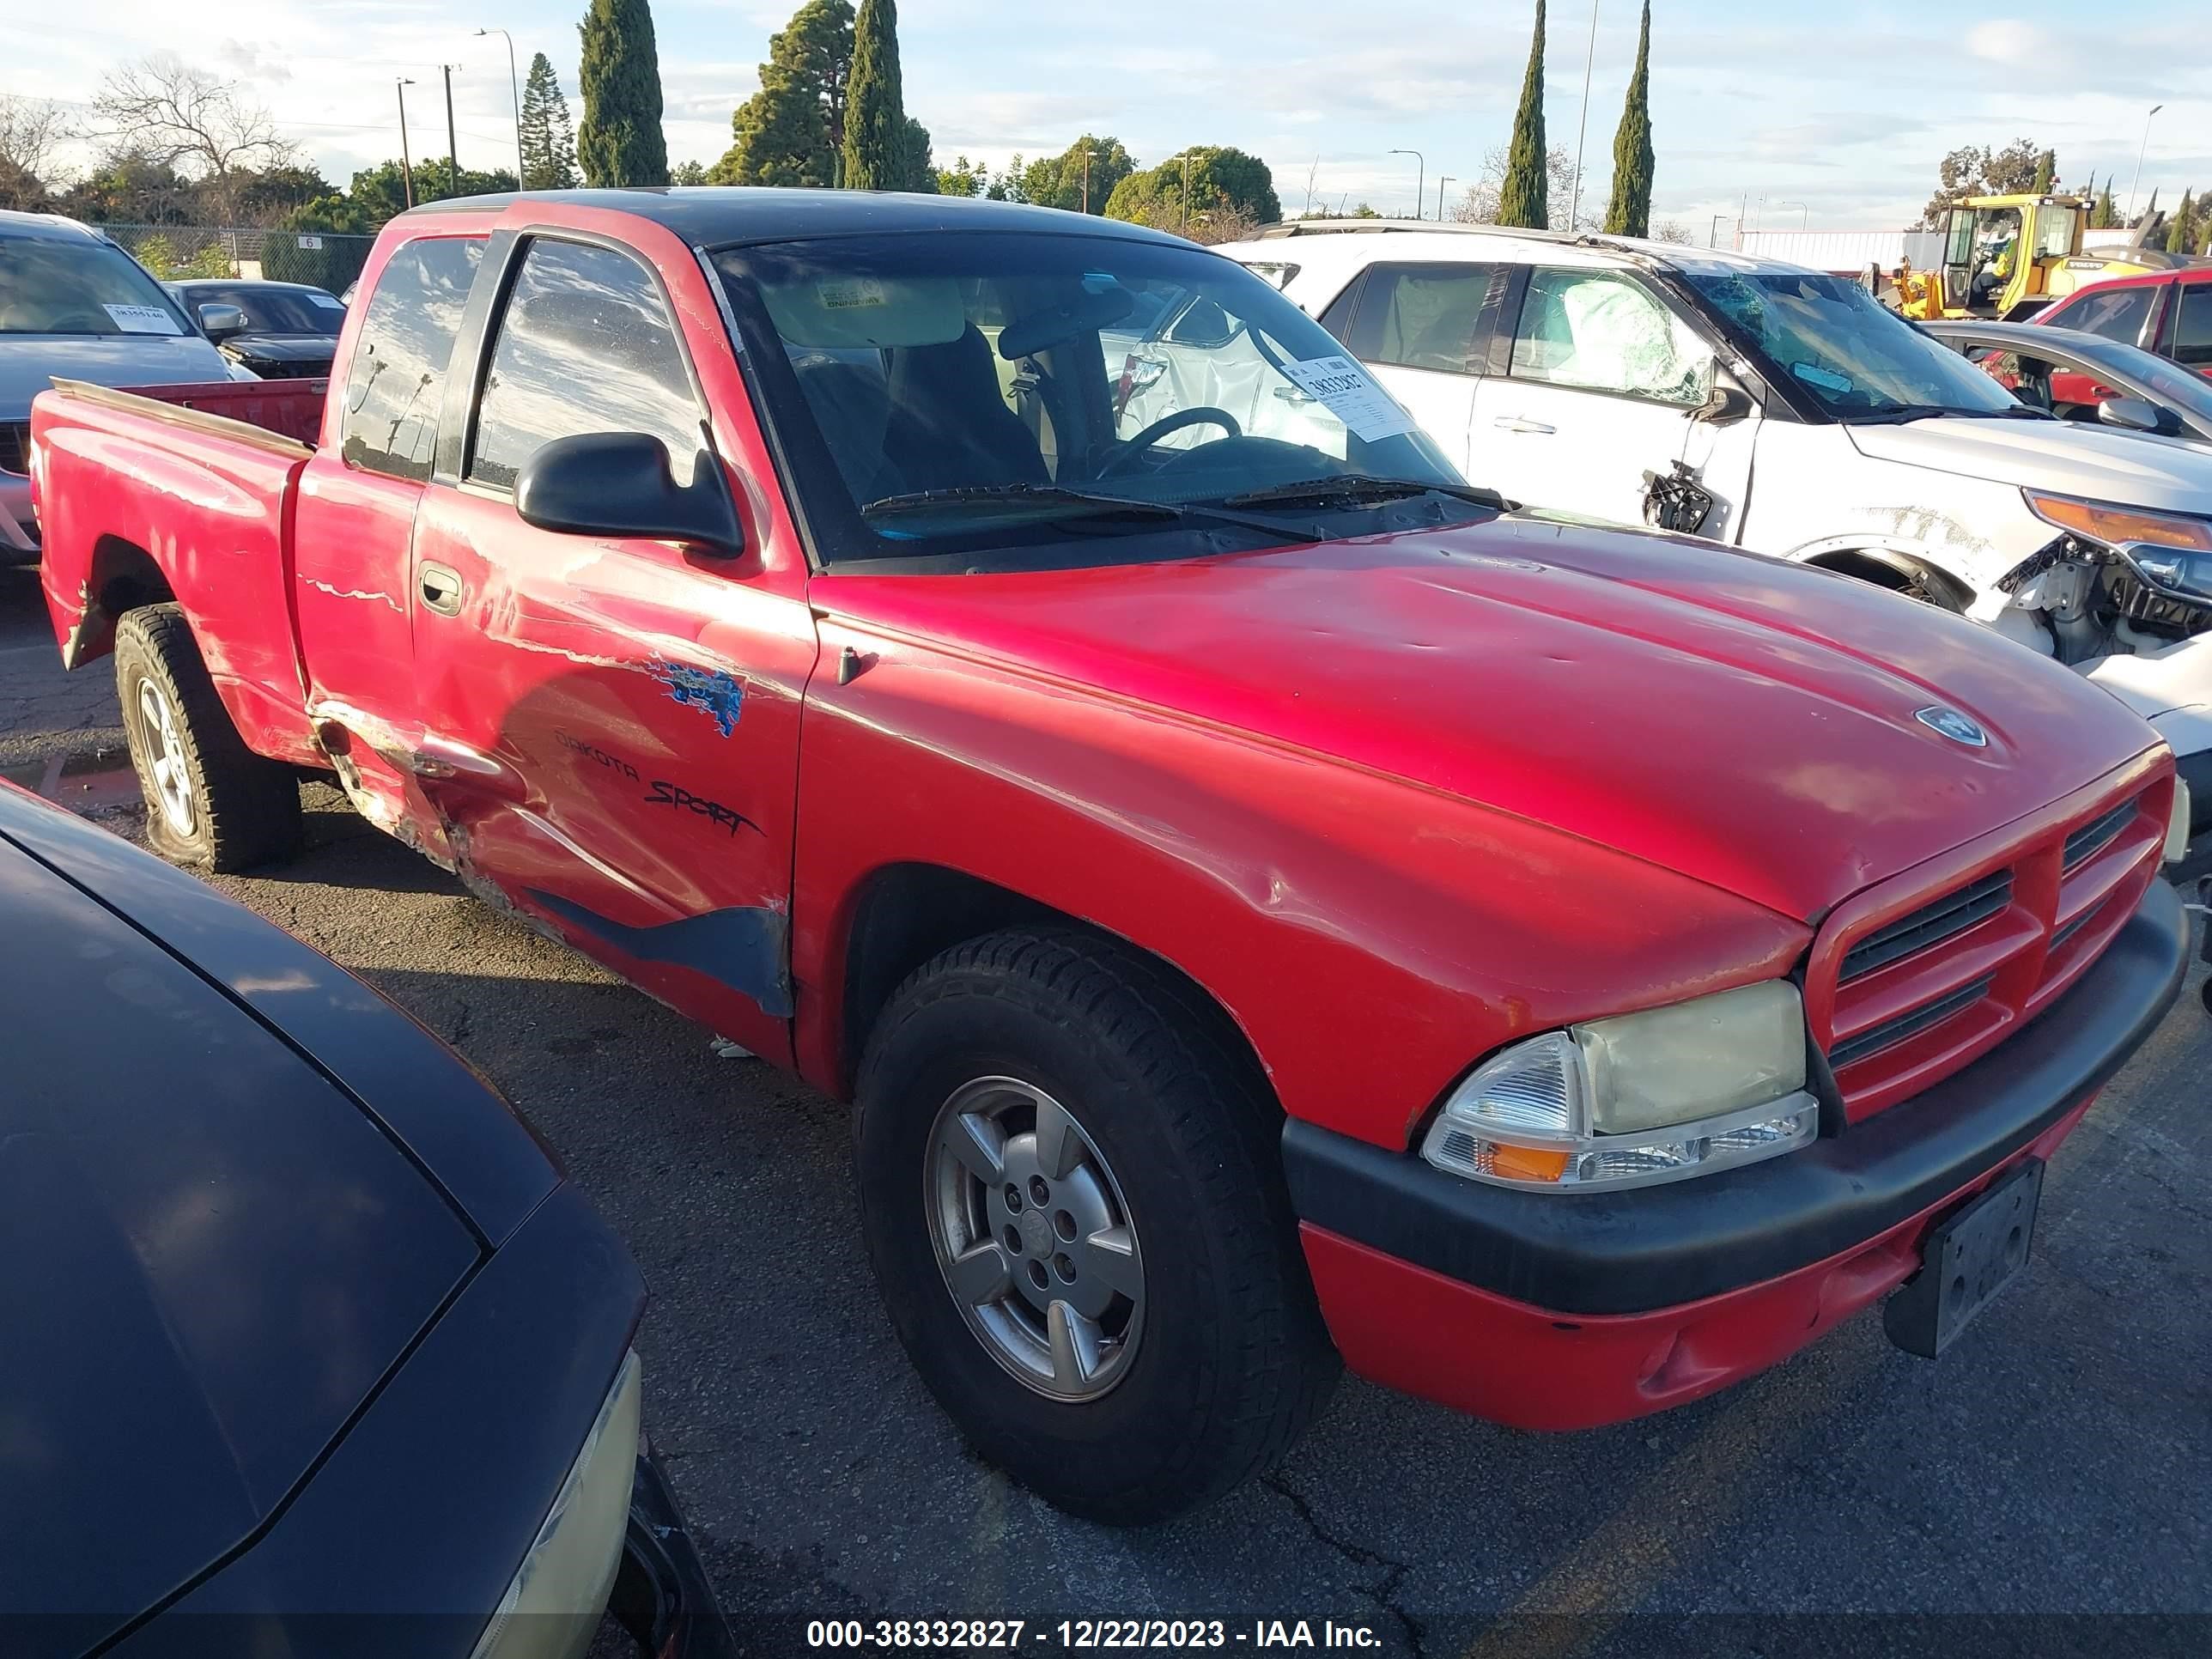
2049, 283, 2155, 349
341, 237, 486, 480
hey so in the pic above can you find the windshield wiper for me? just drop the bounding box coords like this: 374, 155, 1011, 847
858, 481, 1318, 541
1214, 476, 1510, 511
1838, 403, 2054, 425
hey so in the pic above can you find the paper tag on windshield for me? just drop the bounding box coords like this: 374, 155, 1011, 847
817, 277, 888, 312
102, 304, 181, 336
310, 294, 345, 310
1280, 355, 1416, 441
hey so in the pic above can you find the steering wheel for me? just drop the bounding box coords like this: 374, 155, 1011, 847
1098, 406, 1242, 477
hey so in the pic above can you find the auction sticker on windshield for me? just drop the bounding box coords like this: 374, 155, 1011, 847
100, 304, 181, 336
1280, 355, 1416, 441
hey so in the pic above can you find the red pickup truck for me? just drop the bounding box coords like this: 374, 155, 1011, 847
29, 190, 2192, 1523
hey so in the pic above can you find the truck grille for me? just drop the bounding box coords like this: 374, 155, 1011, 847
0, 421, 27, 476
1806, 771, 2170, 1121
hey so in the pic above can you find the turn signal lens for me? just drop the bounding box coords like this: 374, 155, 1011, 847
2023, 490, 2212, 553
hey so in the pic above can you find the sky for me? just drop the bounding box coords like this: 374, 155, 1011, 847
7, 0, 2209, 237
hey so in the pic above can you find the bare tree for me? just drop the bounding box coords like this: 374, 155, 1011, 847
1653, 219, 1692, 244
91, 55, 292, 218
1450, 144, 1599, 233
0, 95, 70, 210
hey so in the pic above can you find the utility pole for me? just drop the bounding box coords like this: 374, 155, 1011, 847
396, 77, 417, 208
475, 28, 523, 187
1079, 144, 1095, 213
442, 64, 461, 198
1437, 174, 1454, 221
1182, 152, 1192, 230
1389, 148, 1424, 221
2126, 104, 2163, 223
1569, 0, 1600, 231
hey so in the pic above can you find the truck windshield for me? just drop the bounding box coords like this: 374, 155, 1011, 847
178, 284, 344, 336
0, 235, 192, 337
1684, 269, 2021, 420
712, 231, 1470, 567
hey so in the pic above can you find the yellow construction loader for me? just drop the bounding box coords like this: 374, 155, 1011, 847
1893, 193, 2191, 321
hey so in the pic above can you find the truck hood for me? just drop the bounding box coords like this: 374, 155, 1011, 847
1844, 413, 2212, 514
0, 822, 478, 1644
819, 513, 2161, 921
0, 333, 235, 419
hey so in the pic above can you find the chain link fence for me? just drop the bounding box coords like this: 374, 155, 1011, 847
103, 225, 377, 296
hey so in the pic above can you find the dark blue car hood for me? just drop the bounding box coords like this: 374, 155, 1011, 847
0, 830, 481, 1644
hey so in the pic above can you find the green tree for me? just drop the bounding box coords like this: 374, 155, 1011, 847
1602, 0, 1653, 236
2167, 189, 2197, 259
1104, 146, 1279, 231
2091, 179, 2117, 228
520, 53, 580, 189
842, 0, 909, 190
1498, 0, 1549, 229
331, 158, 518, 228
937, 155, 984, 196
1016, 136, 1137, 215
713, 0, 853, 186
577, 0, 670, 186
2031, 148, 2055, 194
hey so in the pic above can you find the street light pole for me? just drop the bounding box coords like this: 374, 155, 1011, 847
1437, 174, 1454, 221
475, 27, 524, 188
441, 64, 460, 198
2126, 104, 2163, 225
396, 77, 417, 208
1569, 0, 1599, 231
1388, 148, 1424, 221
1079, 144, 1095, 214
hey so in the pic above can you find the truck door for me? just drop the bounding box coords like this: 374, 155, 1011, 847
1339, 261, 1502, 477
292, 234, 486, 843
1469, 265, 1760, 540
404, 230, 817, 1064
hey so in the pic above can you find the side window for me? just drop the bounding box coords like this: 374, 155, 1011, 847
1509, 268, 1710, 405
468, 238, 704, 491
1316, 274, 1363, 343
2171, 285, 2212, 368
2056, 284, 2154, 348
1356, 264, 1496, 374
340, 236, 485, 482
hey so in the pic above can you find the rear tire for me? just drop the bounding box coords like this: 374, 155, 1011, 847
855, 928, 1338, 1525
115, 604, 303, 871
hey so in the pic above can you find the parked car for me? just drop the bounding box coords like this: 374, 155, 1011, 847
28, 188, 2195, 1523
167, 277, 347, 380
1924, 317, 2212, 447
1216, 225, 2212, 830
0, 210, 250, 564
0, 778, 732, 1658
2030, 264, 2212, 379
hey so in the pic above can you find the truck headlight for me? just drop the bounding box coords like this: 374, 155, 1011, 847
1419, 982, 1818, 1192
469, 1350, 641, 1659
2023, 490, 2212, 555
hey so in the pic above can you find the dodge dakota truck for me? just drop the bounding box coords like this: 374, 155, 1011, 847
27, 190, 2194, 1525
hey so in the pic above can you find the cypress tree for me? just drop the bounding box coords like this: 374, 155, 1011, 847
2169, 190, 2197, 260
2030, 149, 2054, 195
576, 0, 670, 186
519, 53, 580, 189
1498, 0, 1549, 229
2092, 179, 2116, 229
1603, 1, 1653, 236
842, 0, 908, 191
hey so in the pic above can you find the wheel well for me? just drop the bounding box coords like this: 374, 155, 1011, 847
836, 863, 1273, 1105
1802, 547, 1972, 612
89, 536, 174, 618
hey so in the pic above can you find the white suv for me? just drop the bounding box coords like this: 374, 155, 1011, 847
1210, 223, 2212, 827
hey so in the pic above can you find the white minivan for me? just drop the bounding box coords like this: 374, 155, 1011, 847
1208, 223, 2212, 828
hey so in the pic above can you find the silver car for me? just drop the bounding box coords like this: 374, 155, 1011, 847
0, 211, 248, 562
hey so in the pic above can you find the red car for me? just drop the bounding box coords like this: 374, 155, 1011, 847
27, 190, 2193, 1523
2032, 263, 2212, 380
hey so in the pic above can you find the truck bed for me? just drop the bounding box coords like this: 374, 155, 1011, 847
31, 378, 322, 765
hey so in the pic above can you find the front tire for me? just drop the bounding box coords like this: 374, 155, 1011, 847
115, 604, 303, 871
855, 929, 1337, 1524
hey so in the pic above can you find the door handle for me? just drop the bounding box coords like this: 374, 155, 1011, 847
1492, 416, 1556, 434
418, 562, 464, 617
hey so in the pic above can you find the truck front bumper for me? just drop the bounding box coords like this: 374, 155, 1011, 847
1283, 878, 2190, 1431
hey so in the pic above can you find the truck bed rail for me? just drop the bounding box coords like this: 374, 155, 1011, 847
46, 379, 319, 456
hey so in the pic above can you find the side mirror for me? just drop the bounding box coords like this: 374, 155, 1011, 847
2098, 396, 2176, 437
197, 302, 246, 342
514, 430, 745, 556
1695, 365, 1756, 426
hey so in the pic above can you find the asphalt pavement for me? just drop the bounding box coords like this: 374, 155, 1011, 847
3, 564, 2208, 1657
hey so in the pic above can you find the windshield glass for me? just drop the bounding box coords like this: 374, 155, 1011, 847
1684, 268, 2017, 418
179, 284, 345, 335
712, 230, 1467, 567
0, 235, 193, 337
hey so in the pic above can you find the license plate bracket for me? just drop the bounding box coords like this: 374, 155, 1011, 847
1883, 1158, 2044, 1359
